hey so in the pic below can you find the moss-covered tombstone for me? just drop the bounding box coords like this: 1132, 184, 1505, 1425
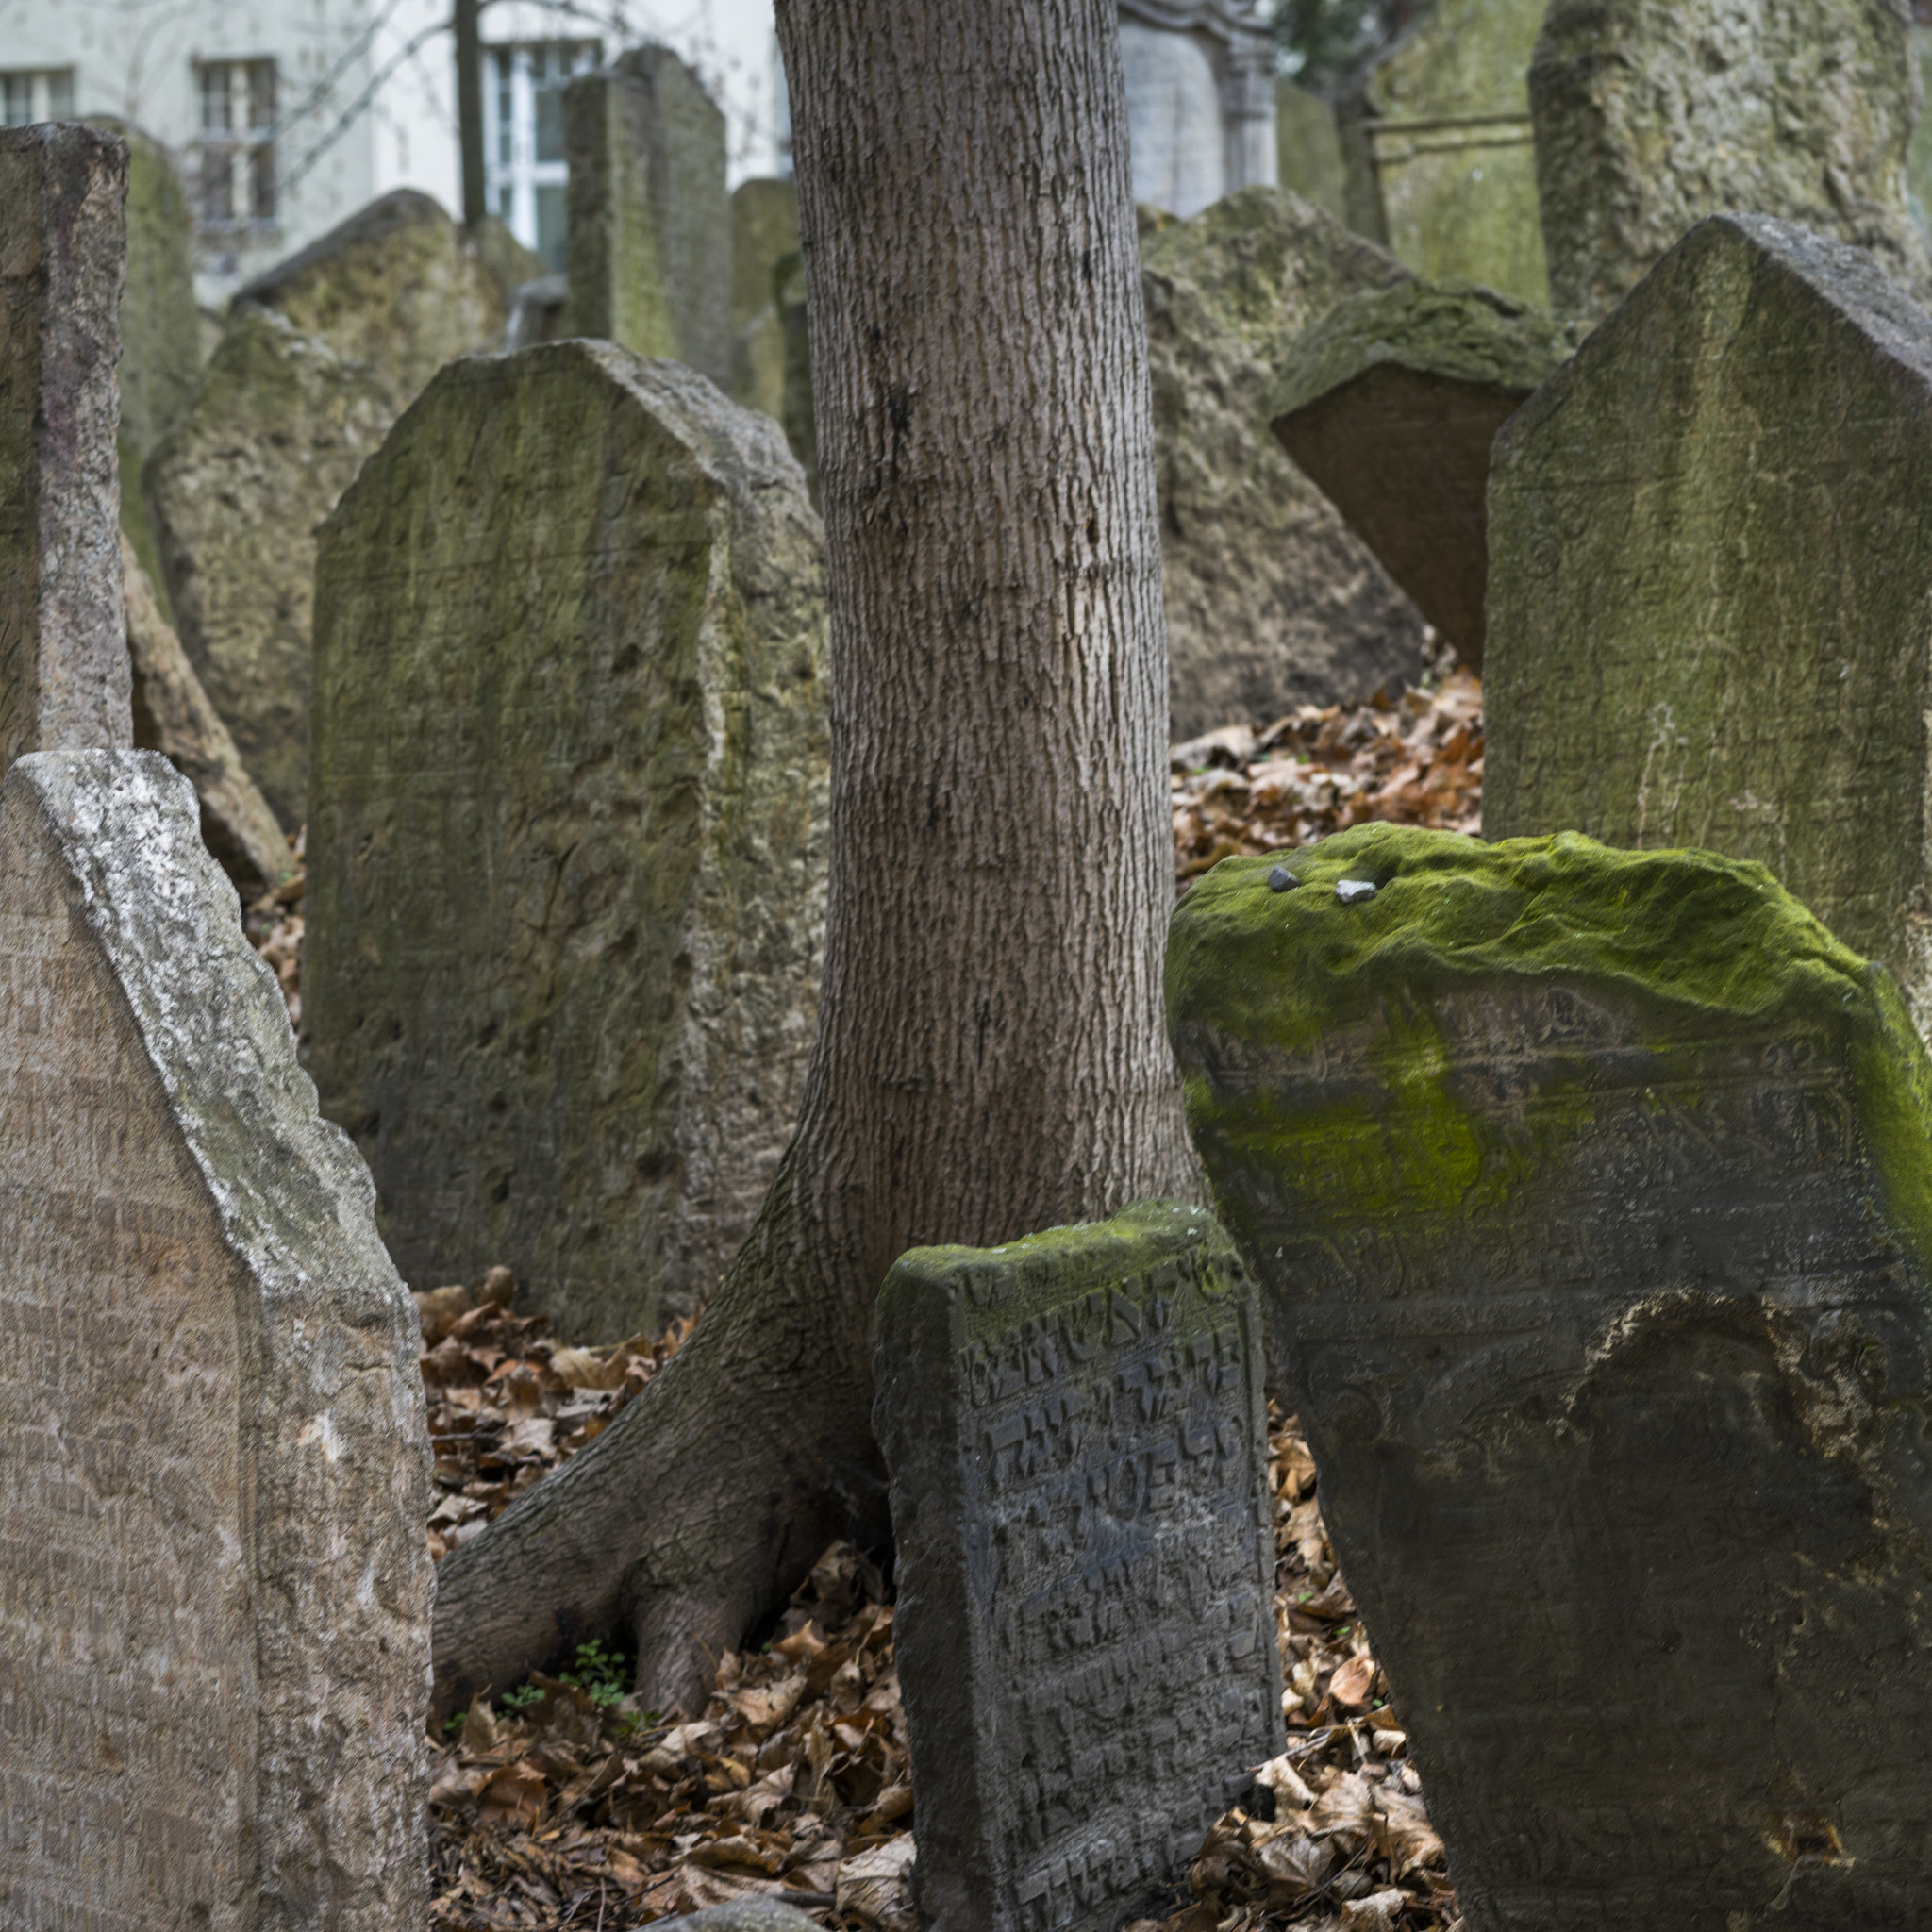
729, 178, 799, 423
307, 342, 827, 1342
1341, 0, 1549, 307
1485, 212, 1932, 1036
1532, 0, 1932, 320
1168, 822, 1932, 1929
1142, 187, 1428, 737
874, 1203, 1281, 1932
563, 48, 732, 389
1270, 278, 1577, 670
146, 191, 519, 825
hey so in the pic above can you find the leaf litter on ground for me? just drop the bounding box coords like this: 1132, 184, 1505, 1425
247, 672, 1486, 1930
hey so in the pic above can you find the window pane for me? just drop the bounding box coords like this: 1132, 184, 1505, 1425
45, 70, 74, 118
0, 76, 27, 126
251, 142, 275, 219
201, 64, 231, 133
534, 75, 565, 163
248, 60, 275, 132
200, 149, 233, 222
535, 181, 567, 273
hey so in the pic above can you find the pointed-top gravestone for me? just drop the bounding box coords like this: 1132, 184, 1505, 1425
1271, 277, 1576, 670
1170, 822, 1932, 1929
1484, 212, 1932, 1035
1533, 0, 1932, 319
0, 748, 431, 1929
0, 124, 132, 770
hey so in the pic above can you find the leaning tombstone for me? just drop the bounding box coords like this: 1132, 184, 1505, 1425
563, 47, 733, 388
874, 1202, 1284, 1932
0, 747, 431, 1928
1269, 277, 1575, 670
1339, 0, 1549, 306
1533, 0, 1932, 318
1484, 212, 1932, 1034
1142, 187, 1428, 737
731, 177, 800, 422
308, 341, 827, 1341
1169, 821, 1932, 1927
0, 123, 132, 769
145, 191, 520, 827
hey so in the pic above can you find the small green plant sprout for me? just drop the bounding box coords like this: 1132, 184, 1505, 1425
559, 1639, 630, 1709
442, 1712, 466, 1738
499, 1682, 544, 1714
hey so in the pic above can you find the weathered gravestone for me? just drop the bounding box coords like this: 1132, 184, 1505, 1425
146, 191, 522, 826
308, 341, 827, 1341
1143, 188, 1429, 736
1274, 80, 1348, 225
776, 253, 818, 508
1484, 212, 1932, 1035
1533, 0, 1932, 320
1168, 822, 1932, 1927
0, 124, 132, 771
1340, 0, 1549, 307
730, 177, 800, 424
1118, 0, 1277, 220
0, 748, 431, 1928
564, 47, 733, 389
1270, 278, 1575, 670
874, 1202, 1284, 1932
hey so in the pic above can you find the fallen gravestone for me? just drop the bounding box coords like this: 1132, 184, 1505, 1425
122, 531, 289, 900
874, 1201, 1283, 1932
731, 177, 800, 423
0, 123, 132, 770
1483, 212, 1932, 1034
1532, 0, 1932, 319
1270, 278, 1576, 670
1168, 822, 1932, 1928
564, 47, 733, 389
1142, 188, 1430, 737
0, 748, 430, 1928
146, 191, 522, 826
308, 341, 827, 1341
1340, 0, 1549, 306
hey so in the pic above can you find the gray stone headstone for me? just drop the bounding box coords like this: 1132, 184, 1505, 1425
0, 748, 431, 1929
1483, 212, 1932, 1036
1169, 820, 1932, 1929
730, 177, 800, 424
0, 124, 132, 771
564, 47, 733, 390
1533, 0, 1932, 320
874, 1201, 1283, 1932
1119, 0, 1277, 220
145, 191, 518, 827
307, 341, 827, 1341
1270, 278, 1576, 670
1143, 187, 1428, 736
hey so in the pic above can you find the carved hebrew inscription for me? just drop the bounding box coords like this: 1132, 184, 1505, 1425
0, 884, 251, 1925
874, 1202, 1283, 1932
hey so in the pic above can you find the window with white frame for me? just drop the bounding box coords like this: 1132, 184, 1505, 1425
1, 69, 75, 125
483, 41, 602, 273
192, 58, 277, 232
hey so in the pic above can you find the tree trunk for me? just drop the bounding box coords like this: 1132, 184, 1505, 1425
430, 0, 1193, 1724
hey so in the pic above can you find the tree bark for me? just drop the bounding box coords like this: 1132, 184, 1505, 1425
430, 0, 1193, 1723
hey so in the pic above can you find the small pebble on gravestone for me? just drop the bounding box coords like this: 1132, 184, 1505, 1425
1337, 878, 1377, 902
874, 1201, 1284, 1932
1268, 865, 1299, 891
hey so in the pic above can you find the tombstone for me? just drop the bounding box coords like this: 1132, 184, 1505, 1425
1340, 0, 1548, 307
874, 1201, 1283, 1932
1168, 820, 1932, 1927
0, 747, 431, 1928
1274, 80, 1348, 225
0, 123, 132, 771
146, 191, 518, 827
731, 177, 800, 424
122, 532, 289, 901
776, 251, 819, 508
1118, 0, 1277, 219
563, 47, 733, 390
1143, 187, 1428, 738
1533, 0, 1932, 320
307, 341, 827, 1341
1270, 278, 1575, 670
1484, 212, 1932, 1035
1912, 19, 1932, 236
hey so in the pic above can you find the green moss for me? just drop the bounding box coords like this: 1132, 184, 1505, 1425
1167, 824, 1932, 1263
1269, 277, 1578, 424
